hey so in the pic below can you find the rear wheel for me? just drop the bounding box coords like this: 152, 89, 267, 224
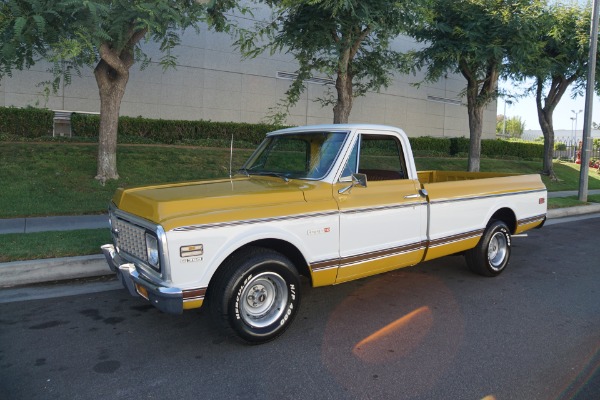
465, 220, 511, 277
208, 247, 301, 344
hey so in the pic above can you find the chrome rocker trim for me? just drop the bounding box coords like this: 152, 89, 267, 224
101, 244, 183, 315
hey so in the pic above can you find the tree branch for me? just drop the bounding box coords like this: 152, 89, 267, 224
349, 27, 370, 60
98, 43, 128, 75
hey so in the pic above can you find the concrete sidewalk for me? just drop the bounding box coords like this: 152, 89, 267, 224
2, 195, 600, 288
547, 189, 600, 198
0, 214, 108, 234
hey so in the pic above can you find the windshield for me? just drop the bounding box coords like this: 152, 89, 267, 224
241, 131, 348, 180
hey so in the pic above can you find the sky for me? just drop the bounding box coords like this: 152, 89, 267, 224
497, 79, 600, 135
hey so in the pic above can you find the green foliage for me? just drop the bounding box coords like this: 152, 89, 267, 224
496, 115, 526, 138
237, 0, 411, 123
554, 142, 567, 151
403, 0, 543, 170
410, 136, 542, 159
0, 1, 67, 79
0, 106, 544, 159
482, 139, 542, 159
71, 114, 287, 146
0, 106, 287, 146
405, 0, 543, 96
0, 107, 53, 137
408, 137, 451, 155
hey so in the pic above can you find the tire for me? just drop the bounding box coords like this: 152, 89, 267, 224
465, 220, 511, 277
208, 247, 301, 344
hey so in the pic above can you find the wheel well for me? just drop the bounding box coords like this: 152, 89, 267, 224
490, 208, 517, 234
219, 239, 311, 282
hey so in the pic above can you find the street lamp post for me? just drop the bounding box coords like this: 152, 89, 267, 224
570, 116, 576, 160
502, 100, 513, 137
572, 109, 583, 143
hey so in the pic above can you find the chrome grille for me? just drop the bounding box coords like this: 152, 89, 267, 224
114, 218, 148, 263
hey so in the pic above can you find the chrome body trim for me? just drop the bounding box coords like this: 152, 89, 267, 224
101, 244, 184, 314
108, 203, 172, 283
429, 189, 547, 205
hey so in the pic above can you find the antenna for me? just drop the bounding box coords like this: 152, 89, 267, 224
229, 134, 234, 179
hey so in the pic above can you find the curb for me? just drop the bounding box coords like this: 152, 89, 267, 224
0, 255, 111, 288
1, 206, 600, 288
547, 204, 600, 219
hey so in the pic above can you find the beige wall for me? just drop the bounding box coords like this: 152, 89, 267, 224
0, 19, 497, 139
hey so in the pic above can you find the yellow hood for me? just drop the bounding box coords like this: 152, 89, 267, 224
113, 177, 333, 231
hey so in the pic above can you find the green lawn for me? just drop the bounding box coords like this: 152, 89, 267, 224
2, 142, 600, 218
0, 229, 111, 262
0, 143, 253, 218
547, 194, 600, 209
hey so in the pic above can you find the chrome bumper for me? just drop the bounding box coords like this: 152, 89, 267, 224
101, 244, 183, 314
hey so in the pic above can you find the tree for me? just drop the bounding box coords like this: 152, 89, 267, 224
511, 3, 597, 179
496, 115, 525, 138
237, 0, 409, 124
404, 0, 543, 172
1, 0, 235, 182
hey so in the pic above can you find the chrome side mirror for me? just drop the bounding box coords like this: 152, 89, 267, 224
339, 173, 367, 194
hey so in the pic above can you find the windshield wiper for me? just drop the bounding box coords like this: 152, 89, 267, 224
251, 172, 289, 182
237, 168, 250, 177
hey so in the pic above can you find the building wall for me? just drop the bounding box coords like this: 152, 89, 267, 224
0, 17, 497, 139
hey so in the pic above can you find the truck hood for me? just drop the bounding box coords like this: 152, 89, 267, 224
112, 177, 327, 230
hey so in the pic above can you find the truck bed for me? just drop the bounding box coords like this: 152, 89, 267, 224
417, 170, 515, 183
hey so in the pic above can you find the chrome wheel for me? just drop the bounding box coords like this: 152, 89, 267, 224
239, 272, 288, 328
465, 220, 511, 277
488, 231, 508, 271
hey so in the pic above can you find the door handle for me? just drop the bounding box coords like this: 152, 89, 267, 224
404, 194, 420, 199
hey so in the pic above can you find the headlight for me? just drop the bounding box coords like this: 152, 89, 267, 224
145, 233, 160, 270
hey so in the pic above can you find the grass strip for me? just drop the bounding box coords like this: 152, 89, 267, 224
547, 194, 600, 209
2, 142, 600, 218
0, 229, 111, 262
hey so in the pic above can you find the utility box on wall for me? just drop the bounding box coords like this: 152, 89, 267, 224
53, 111, 73, 137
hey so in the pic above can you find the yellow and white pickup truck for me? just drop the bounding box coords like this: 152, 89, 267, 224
102, 124, 546, 343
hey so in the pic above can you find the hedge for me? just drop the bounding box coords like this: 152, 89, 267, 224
0, 106, 543, 159
71, 114, 288, 146
410, 136, 543, 160
0, 107, 54, 137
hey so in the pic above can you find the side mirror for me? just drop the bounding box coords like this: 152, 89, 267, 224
339, 173, 367, 194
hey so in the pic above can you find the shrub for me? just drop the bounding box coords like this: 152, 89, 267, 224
0, 106, 544, 159
482, 139, 543, 159
71, 114, 287, 146
0, 107, 53, 137
554, 142, 567, 151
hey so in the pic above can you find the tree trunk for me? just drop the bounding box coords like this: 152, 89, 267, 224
536, 87, 555, 178
333, 71, 353, 124
92, 27, 146, 183
94, 59, 129, 182
466, 95, 484, 172
459, 59, 499, 173
534, 75, 575, 180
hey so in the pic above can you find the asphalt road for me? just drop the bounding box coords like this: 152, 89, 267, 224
1, 216, 599, 400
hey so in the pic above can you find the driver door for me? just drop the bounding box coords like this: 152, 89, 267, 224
333, 132, 426, 283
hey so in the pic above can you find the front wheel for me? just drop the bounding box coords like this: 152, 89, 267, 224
208, 247, 301, 344
465, 220, 511, 277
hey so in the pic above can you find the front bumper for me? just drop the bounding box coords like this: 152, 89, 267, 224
101, 244, 184, 314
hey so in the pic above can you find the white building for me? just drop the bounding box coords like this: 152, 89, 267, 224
0, 14, 497, 139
